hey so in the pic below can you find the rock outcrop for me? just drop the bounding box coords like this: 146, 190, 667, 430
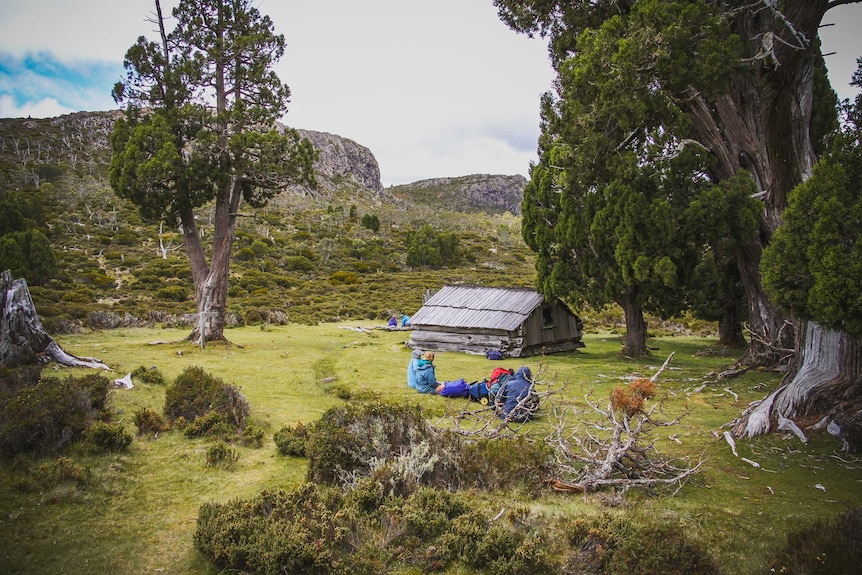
389, 174, 527, 215
294, 128, 384, 196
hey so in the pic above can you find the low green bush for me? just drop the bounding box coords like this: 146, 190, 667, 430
273, 422, 310, 456
0, 374, 111, 457
19, 456, 91, 494
130, 365, 166, 385
193, 480, 560, 575
185, 411, 233, 439
195, 484, 344, 574
205, 441, 239, 468
81, 422, 133, 454
240, 424, 265, 448
306, 402, 460, 496
164, 366, 250, 429
133, 407, 166, 436
560, 515, 719, 575
156, 285, 189, 302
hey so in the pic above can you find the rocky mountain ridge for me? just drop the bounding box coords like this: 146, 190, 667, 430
1, 111, 524, 214
389, 174, 526, 215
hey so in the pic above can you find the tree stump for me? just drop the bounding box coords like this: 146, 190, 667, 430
0, 270, 109, 369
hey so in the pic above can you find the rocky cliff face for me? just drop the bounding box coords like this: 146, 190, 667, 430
294, 128, 384, 196
388, 174, 527, 215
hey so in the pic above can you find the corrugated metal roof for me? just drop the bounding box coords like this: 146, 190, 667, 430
410, 286, 545, 331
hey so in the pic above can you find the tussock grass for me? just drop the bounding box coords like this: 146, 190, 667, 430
0, 324, 860, 574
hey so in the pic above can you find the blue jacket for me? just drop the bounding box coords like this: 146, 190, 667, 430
498, 366, 536, 422
414, 360, 438, 394
407, 349, 422, 389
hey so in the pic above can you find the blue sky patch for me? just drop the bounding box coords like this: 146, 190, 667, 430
0, 51, 121, 117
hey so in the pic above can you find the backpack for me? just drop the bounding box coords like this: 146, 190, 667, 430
438, 378, 470, 398
486, 350, 505, 360
489, 367, 513, 386
468, 380, 491, 404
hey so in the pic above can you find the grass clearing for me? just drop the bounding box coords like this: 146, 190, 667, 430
1, 323, 860, 574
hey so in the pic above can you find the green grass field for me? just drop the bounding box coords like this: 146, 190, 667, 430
1, 324, 860, 574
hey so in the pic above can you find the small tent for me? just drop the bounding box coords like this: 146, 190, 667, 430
407, 286, 584, 357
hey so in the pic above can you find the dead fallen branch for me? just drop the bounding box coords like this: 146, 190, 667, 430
435, 354, 703, 497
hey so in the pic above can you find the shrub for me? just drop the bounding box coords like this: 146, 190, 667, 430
130, 365, 166, 385
194, 484, 343, 574
273, 422, 310, 456
0, 374, 111, 457
133, 407, 167, 436
240, 424, 265, 448
81, 422, 133, 453
22, 456, 91, 493
328, 271, 360, 285
0, 365, 42, 398
283, 255, 314, 271
767, 506, 862, 575
561, 515, 719, 575
156, 285, 189, 302
185, 411, 233, 439
360, 213, 380, 232
164, 366, 250, 429
458, 436, 553, 493
306, 402, 460, 497
205, 441, 239, 468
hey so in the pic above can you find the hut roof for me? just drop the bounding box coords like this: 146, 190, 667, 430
409, 286, 545, 332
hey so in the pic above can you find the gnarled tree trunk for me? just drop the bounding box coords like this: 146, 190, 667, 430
733, 321, 862, 450
0, 270, 109, 369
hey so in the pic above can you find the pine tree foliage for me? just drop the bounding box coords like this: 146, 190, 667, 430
109, 0, 317, 342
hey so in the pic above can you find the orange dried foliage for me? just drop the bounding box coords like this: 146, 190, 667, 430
610, 378, 656, 417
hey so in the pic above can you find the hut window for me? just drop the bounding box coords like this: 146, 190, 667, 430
542, 306, 555, 328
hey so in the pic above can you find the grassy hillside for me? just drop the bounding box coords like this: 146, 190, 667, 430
1, 112, 536, 332
0, 325, 858, 574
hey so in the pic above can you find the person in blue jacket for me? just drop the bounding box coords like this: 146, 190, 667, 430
413, 351, 438, 394
497, 366, 537, 422
401, 314, 411, 327
406, 348, 422, 389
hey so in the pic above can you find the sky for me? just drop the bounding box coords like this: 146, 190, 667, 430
0, 1, 860, 187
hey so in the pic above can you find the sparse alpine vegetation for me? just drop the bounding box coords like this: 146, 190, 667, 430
0, 112, 535, 332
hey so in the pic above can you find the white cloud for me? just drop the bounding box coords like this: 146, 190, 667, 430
0, 94, 73, 119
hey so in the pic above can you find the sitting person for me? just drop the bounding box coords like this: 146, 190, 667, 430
413, 351, 438, 394
401, 314, 411, 327
388, 315, 398, 328
406, 349, 422, 389
497, 366, 538, 423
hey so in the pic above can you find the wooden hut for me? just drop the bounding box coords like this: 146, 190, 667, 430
407, 286, 584, 357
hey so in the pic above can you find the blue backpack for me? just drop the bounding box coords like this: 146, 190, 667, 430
468, 380, 491, 404
486, 350, 505, 360
438, 378, 470, 398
